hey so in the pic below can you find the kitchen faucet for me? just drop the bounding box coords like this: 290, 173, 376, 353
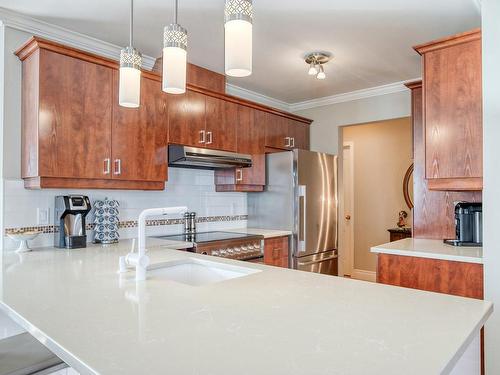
119, 206, 188, 281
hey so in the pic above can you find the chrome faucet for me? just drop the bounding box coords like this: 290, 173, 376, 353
119, 206, 187, 281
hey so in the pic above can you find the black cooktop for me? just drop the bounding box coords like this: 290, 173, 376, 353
156, 231, 262, 243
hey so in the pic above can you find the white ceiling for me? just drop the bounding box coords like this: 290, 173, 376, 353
0, 0, 481, 103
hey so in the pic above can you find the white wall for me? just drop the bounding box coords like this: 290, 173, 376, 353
294, 90, 411, 155
482, 0, 500, 372
0, 26, 247, 251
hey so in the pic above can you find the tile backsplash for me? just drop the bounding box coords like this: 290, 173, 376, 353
2, 168, 247, 250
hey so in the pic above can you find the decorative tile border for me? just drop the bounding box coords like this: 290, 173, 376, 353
4, 215, 248, 235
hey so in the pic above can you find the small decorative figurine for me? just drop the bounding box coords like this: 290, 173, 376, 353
93, 198, 120, 244
397, 210, 408, 228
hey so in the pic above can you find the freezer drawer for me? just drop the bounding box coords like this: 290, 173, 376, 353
295, 250, 338, 276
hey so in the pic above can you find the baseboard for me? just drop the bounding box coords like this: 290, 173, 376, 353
351, 269, 376, 282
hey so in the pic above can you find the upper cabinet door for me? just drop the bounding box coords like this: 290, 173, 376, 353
205, 96, 237, 152
416, 29, 482, 190
38, 49, 112, 179
265, 114, 290, 149
168, 90, 207, 147
239, 106, 265, 185
112, 73, 169, 182
288, 120, 310, 150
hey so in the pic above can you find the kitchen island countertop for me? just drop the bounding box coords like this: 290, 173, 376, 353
0, 239, 492, 375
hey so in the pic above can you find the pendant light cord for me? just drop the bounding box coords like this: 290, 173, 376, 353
174, 0, 178, 24
130, 0, 134, 47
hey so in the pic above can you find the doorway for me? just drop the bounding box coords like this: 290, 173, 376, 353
340, 117, 412, 281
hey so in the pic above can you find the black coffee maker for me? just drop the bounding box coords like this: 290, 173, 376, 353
54, 195, 91, 249
444, 202, 482, 247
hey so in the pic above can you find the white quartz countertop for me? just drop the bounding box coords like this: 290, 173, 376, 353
221, 227, 292, 238
0, 240, 492, 375
371, 238, 483, 264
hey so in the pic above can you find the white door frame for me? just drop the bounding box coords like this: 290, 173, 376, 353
342, 142, 355, 277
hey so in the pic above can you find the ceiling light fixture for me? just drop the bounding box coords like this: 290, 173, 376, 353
305, 52, 331, 80
224, 0, 253, 77
162, 0, 188, 94
119, 0, 142, 108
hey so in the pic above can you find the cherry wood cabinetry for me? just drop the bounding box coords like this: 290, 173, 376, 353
377, 254, 483, 299
407, 80, 482, 239
264, 236, 289, 268
414, 29, 482, 191
168, 91, 207, 148
214, 107, 265, 191
17, 37, 312, 191
265, 114, 310, 150
112, 72, 169, 182
205, 96, 237, 152
16, 37, 167, 190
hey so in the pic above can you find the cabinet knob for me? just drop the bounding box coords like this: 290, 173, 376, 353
345, 214, 351, 220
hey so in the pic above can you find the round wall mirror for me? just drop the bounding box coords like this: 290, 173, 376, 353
403, 163, 414, 210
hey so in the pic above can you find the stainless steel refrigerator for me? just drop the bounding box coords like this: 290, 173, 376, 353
248, 149, 338, 275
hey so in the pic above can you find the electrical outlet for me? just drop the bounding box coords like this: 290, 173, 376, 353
37, 208, 50, 225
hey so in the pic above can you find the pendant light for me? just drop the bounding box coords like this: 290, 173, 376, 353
119, 0, 142, 108
162, 0, 188, 94
224, 0, 253, 77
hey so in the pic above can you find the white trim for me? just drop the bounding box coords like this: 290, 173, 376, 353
351, 269, 376, 283
0, 7, 156, 70
289, 79, 420, 112
225, 83, 290, 111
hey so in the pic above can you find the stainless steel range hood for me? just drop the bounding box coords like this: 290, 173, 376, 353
168, 145, 252, 169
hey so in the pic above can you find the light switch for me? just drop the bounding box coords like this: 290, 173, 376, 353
37, 208, 49, 225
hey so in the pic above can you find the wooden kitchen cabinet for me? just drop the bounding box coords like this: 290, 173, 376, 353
112, 72, 169, 182
16, 37, 166, 190
414, 28, 482, 191
214, 106, 266, 191
264, 236, 289, 268
205, 96, 238, 152
377, 254, 483, 298
265, 114, 310, 150
168, 90, 207, 148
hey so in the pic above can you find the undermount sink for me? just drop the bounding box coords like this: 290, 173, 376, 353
147, 258, 261, 286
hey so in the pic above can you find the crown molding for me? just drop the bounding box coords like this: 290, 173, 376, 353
225, 83, 290, 111
0, 7, 156, 69
288, 78, 421, 112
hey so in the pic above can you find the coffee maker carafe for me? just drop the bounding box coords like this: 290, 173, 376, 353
54, 196, 91, 249
444, 202, 482, 247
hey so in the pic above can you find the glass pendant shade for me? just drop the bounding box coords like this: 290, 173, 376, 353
119, 47, 142, 107
316, 65, 326, 80
163, 24, 188, 94
224, 0, 253, 77
308, 62, 318, 75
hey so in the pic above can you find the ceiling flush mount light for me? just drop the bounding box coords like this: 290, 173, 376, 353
224, 0, 253, 77
163, 0, 188, 94
305, 52, 331, 80
119, 0, 142, 108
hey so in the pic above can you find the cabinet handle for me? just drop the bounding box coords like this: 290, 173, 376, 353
199, 130, 206, 144
103, 158, 110, 175
236, 169, 243, 182
114, 159, 121, 175
206, 131, 213, 145
285, 137, 291, 147
291, 137, 295, 147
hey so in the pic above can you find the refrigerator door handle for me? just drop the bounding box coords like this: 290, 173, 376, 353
298, 185, 306, 252
297, 254, 338, 267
